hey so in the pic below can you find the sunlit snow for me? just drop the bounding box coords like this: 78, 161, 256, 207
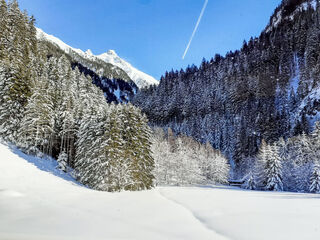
1, 143, 320, 240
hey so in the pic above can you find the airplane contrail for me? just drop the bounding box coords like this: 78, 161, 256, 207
182, 0, 208, 60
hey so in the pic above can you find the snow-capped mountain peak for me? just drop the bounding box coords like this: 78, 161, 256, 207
36, 28, 158, 88
97, 50, 159, 88
107, 50, 117, 56
85, 49, 93, 56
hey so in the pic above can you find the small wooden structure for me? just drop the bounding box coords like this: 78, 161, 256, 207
228, 180, 244, 187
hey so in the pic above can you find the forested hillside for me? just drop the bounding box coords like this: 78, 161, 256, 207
134, 0, 320, 179
2, 0, 320, 193
0, 0, 154, 192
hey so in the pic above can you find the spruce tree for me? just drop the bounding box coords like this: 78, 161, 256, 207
105, 105, 128, 192
242, 171, 256, 190
309, 162, 320, 193
0, 0, 36, 143
75, 109, 109, 190
18, 72, 54, 155
265, 144, 283, 191
124, 104, 154, 190
255, 140, 269, 188
0, 0, 9, 60
57, 151, 68, 172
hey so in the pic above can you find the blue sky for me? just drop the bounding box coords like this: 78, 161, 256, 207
18, 0, 281, 80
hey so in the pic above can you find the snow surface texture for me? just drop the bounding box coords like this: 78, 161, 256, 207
1, 143, 320, 240
36, 28, 158, 88
0, 143, 225, 240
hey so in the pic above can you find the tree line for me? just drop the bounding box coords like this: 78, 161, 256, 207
151, 128, 230, 186
243, 122, 320, 193
133, 1, 320, 181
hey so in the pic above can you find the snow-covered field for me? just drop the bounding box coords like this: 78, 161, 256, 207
1, 143, 320, 240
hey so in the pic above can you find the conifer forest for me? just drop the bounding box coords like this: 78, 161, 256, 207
3, 0, 320, 239
2, 0, 320, 193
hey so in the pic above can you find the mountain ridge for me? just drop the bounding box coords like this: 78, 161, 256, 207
266, 0, 318, 32
36, 28, 158, 89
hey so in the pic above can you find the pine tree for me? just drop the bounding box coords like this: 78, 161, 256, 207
309, 162, 320, 193
255, 140, 269, 188
75, 109, 109, 190
242, 171, 256, 190
265, 144, 283, 191
0, 0, 9, 60
105, 105, 128, 192
57, 151, 68, 172
124, 104, 154, 190
0, 0, 37, 143
106, 104, 155, 191
310, 122, 320, 161
294, 132, 313, 192
18, 71, 54, 155
151, 128, 172, 185
214, 151, 230, 184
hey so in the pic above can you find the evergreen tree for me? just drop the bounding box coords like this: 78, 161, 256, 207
124, 104, 154, 190
0, 0, 35, 143
242, 171, 256, 190
57, 151, 68, 172
0, 0, 9, 60
106, 104, 155, 191
18, 71, 54, 155
265, 144, 283, 191
255, 140, 269, 188
309, 162, 320, 193
75, 109, 109, 190
105, 105, 128, 192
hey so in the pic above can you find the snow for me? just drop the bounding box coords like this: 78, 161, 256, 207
85, 49, 93, 56
302, 0, 318, 10
160, 186, 320, 240
1, 143, 320, 240
293, 84, 320, 127
290, 53, 300, 94
36, 28, 158, 88
0, 143, 225, 240
98, 50, 159, 88
266, 0, 318, 33
36, 28, 84, 57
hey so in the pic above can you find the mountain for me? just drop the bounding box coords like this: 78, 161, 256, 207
97, 50, 159, 89
133, 0, 320, 177
266, 0, 318, 32
36, 28, 158, 89
37, 28, 137, 103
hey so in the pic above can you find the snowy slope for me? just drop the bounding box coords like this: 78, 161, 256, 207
1, 143, 320, 240
36, 28, 85, 57
97, 50, 159, 88
0, 143, 225, 240
36, 28, 158, 88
